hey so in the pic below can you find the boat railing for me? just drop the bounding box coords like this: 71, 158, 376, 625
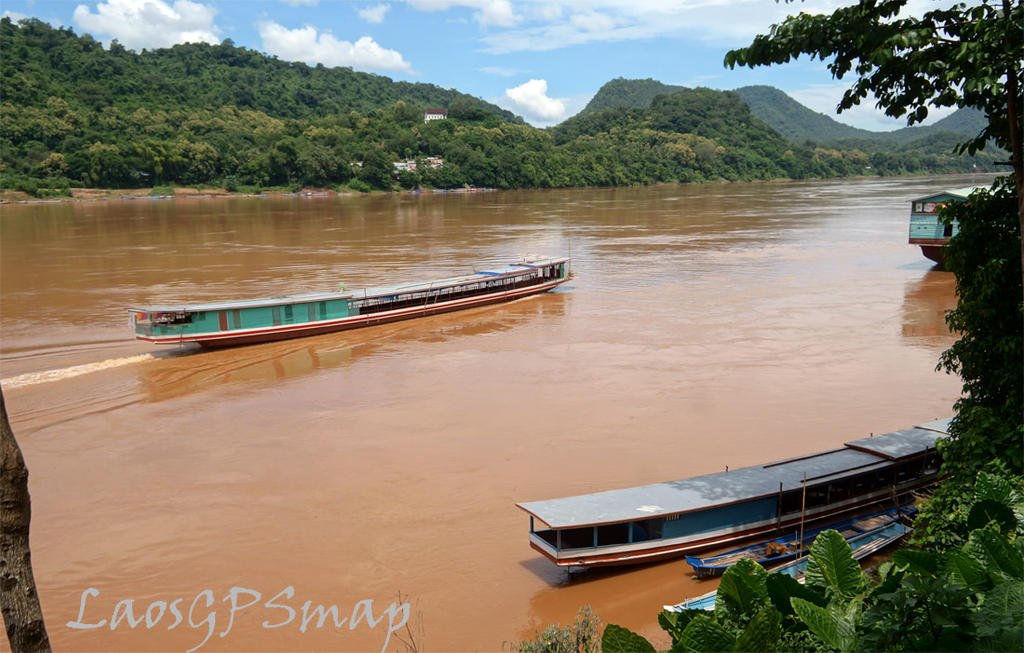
351, 269, 558, 316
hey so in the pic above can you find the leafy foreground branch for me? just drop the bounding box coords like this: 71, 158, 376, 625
600, 471, 1023, 653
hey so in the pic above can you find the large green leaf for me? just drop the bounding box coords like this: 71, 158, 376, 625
716, 558, 769, 617
659, 609, 703, 645
973, 471, 1015, 505
733, 606, 782, 652
945, 549, 992, 592
790, 598, 857, 651
766, 571, 825, 618
805, 530, 865, 600
967, 499, 1018, 533
974, 580, 1024, 651
892, 548, 940, 574
601, 623, 656, 653
967, 528, 1024, 580
677, 614, 737, 653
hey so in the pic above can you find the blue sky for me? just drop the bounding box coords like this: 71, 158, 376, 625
3, 0, 955, 130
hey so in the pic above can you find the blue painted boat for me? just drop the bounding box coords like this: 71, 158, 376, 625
131, 256, 570, 347
517, 418, 949, 568
684, 506, 912, 578
665, 517, 913, 612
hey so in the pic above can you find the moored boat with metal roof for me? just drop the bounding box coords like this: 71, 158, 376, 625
908, 187, 982, 265
516, 418, 949, 568
131, 256, 571, 347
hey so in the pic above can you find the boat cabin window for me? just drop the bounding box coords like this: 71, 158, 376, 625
558, 527, 594, 550
596, 523, 629, 546
150, 311, 194, 325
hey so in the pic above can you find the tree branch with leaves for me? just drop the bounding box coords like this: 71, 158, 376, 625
725, 0, 1024, 291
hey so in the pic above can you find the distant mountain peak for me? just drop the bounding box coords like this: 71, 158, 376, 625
579, 77, 988, 146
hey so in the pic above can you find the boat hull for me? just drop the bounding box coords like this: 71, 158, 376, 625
137, 277, 566, 348
910, 239, 948, 266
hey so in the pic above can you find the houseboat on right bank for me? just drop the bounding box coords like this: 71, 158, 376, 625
908, 186, 983, 266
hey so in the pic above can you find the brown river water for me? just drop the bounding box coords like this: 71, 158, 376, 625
0, 176, 977, 651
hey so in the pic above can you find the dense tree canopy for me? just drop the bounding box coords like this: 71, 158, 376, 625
0, 17, 1001, 196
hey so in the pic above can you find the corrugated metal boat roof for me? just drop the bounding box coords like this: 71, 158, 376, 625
130, 256, 569, 313
910, 187, 984, 203
517, 421, 948, 529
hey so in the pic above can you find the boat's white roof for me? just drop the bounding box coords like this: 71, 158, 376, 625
517, 421, 949, 529
131, 256, 569, 312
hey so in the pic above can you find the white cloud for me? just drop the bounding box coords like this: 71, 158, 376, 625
481, 65, 525, 77
570, 11, 616, 33
405, 0, 518, 28
258, 21, 412, 73
72, 0, 220, 50
359, 3, 391, 23
284, 0, 319, 6
475, 0, 845, 54
504, 79, 566, 122
789, 83, 958, 132
3, 10, 31, 22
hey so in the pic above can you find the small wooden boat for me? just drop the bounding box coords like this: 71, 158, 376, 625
684, 506, 911, 578
131, 256, 570, 347
516, 418, 949, 568
664, 517, 912, 612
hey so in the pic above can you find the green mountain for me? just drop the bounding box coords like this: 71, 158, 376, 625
579, 78, 687, 114
0, 20, 1002, 195
582, 78, 989, 147
0, 17, 517, 122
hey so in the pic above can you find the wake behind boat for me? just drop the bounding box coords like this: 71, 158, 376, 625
131, 256, 571, 347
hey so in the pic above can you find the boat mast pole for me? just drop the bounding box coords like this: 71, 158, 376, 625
776, 482, 783, 528
798, 475, 807, 559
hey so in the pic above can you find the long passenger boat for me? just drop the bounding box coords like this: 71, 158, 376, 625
131, 256, 570, 347
516, 418, 948, 568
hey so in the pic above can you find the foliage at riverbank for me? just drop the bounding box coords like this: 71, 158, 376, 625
604, 471, 1023, 653
0, 18, 1000, 198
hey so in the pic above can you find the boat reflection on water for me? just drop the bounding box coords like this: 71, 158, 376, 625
901, 270, 956, 340
137, 292, 568, 402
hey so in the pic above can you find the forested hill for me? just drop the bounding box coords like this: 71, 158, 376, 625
579, 78, 687, 115
0, 19, 1002, 196
0, 18, 517, 122
584, 78, 988, 147
732, 85, 988, 146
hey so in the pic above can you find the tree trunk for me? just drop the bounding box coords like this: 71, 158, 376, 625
1005, 0, 1024, 298
0, 387, 51, 653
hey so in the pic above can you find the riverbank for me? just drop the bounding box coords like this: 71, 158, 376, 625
0, 185, 501, 204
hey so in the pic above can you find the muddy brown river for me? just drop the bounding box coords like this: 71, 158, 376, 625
0, 176, 976, 651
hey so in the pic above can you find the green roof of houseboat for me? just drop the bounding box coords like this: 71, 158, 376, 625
910, 187, 984, 203
516, 421, 949, 529
130, 256, 570, 313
